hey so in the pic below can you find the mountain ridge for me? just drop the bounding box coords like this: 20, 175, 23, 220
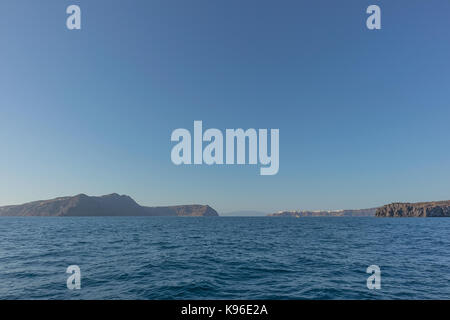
0, 193, 219, 217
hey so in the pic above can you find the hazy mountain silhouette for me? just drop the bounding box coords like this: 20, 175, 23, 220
0, 193, 218, 217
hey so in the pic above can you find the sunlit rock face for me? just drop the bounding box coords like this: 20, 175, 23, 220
375, 201, 450, 217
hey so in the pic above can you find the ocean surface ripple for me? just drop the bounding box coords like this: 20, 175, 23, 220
0, 217, 449, 299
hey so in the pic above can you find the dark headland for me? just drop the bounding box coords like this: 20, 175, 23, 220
0, 193, 219, 217
375, 201, 450, 217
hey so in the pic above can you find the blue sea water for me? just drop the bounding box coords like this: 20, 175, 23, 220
0, 217, 449, 300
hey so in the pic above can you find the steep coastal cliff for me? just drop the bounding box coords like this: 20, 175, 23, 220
0, 193, 219, 217
375, 201, 450, 217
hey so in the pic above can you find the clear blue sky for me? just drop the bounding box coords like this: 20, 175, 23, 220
1, 0, 450, 213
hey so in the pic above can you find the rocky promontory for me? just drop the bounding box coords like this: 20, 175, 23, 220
375, 201, 450, 217
0, 193, 219, 217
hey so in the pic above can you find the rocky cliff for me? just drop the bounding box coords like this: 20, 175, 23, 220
0, 193, 219, 217
375, 201, 450, 217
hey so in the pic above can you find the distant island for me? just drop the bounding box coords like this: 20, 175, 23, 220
2, 195, 450, 218
376, 201, 450, 217
268, 208, 377, 217
268, 200, 450, 217
0, 193, 219, 217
